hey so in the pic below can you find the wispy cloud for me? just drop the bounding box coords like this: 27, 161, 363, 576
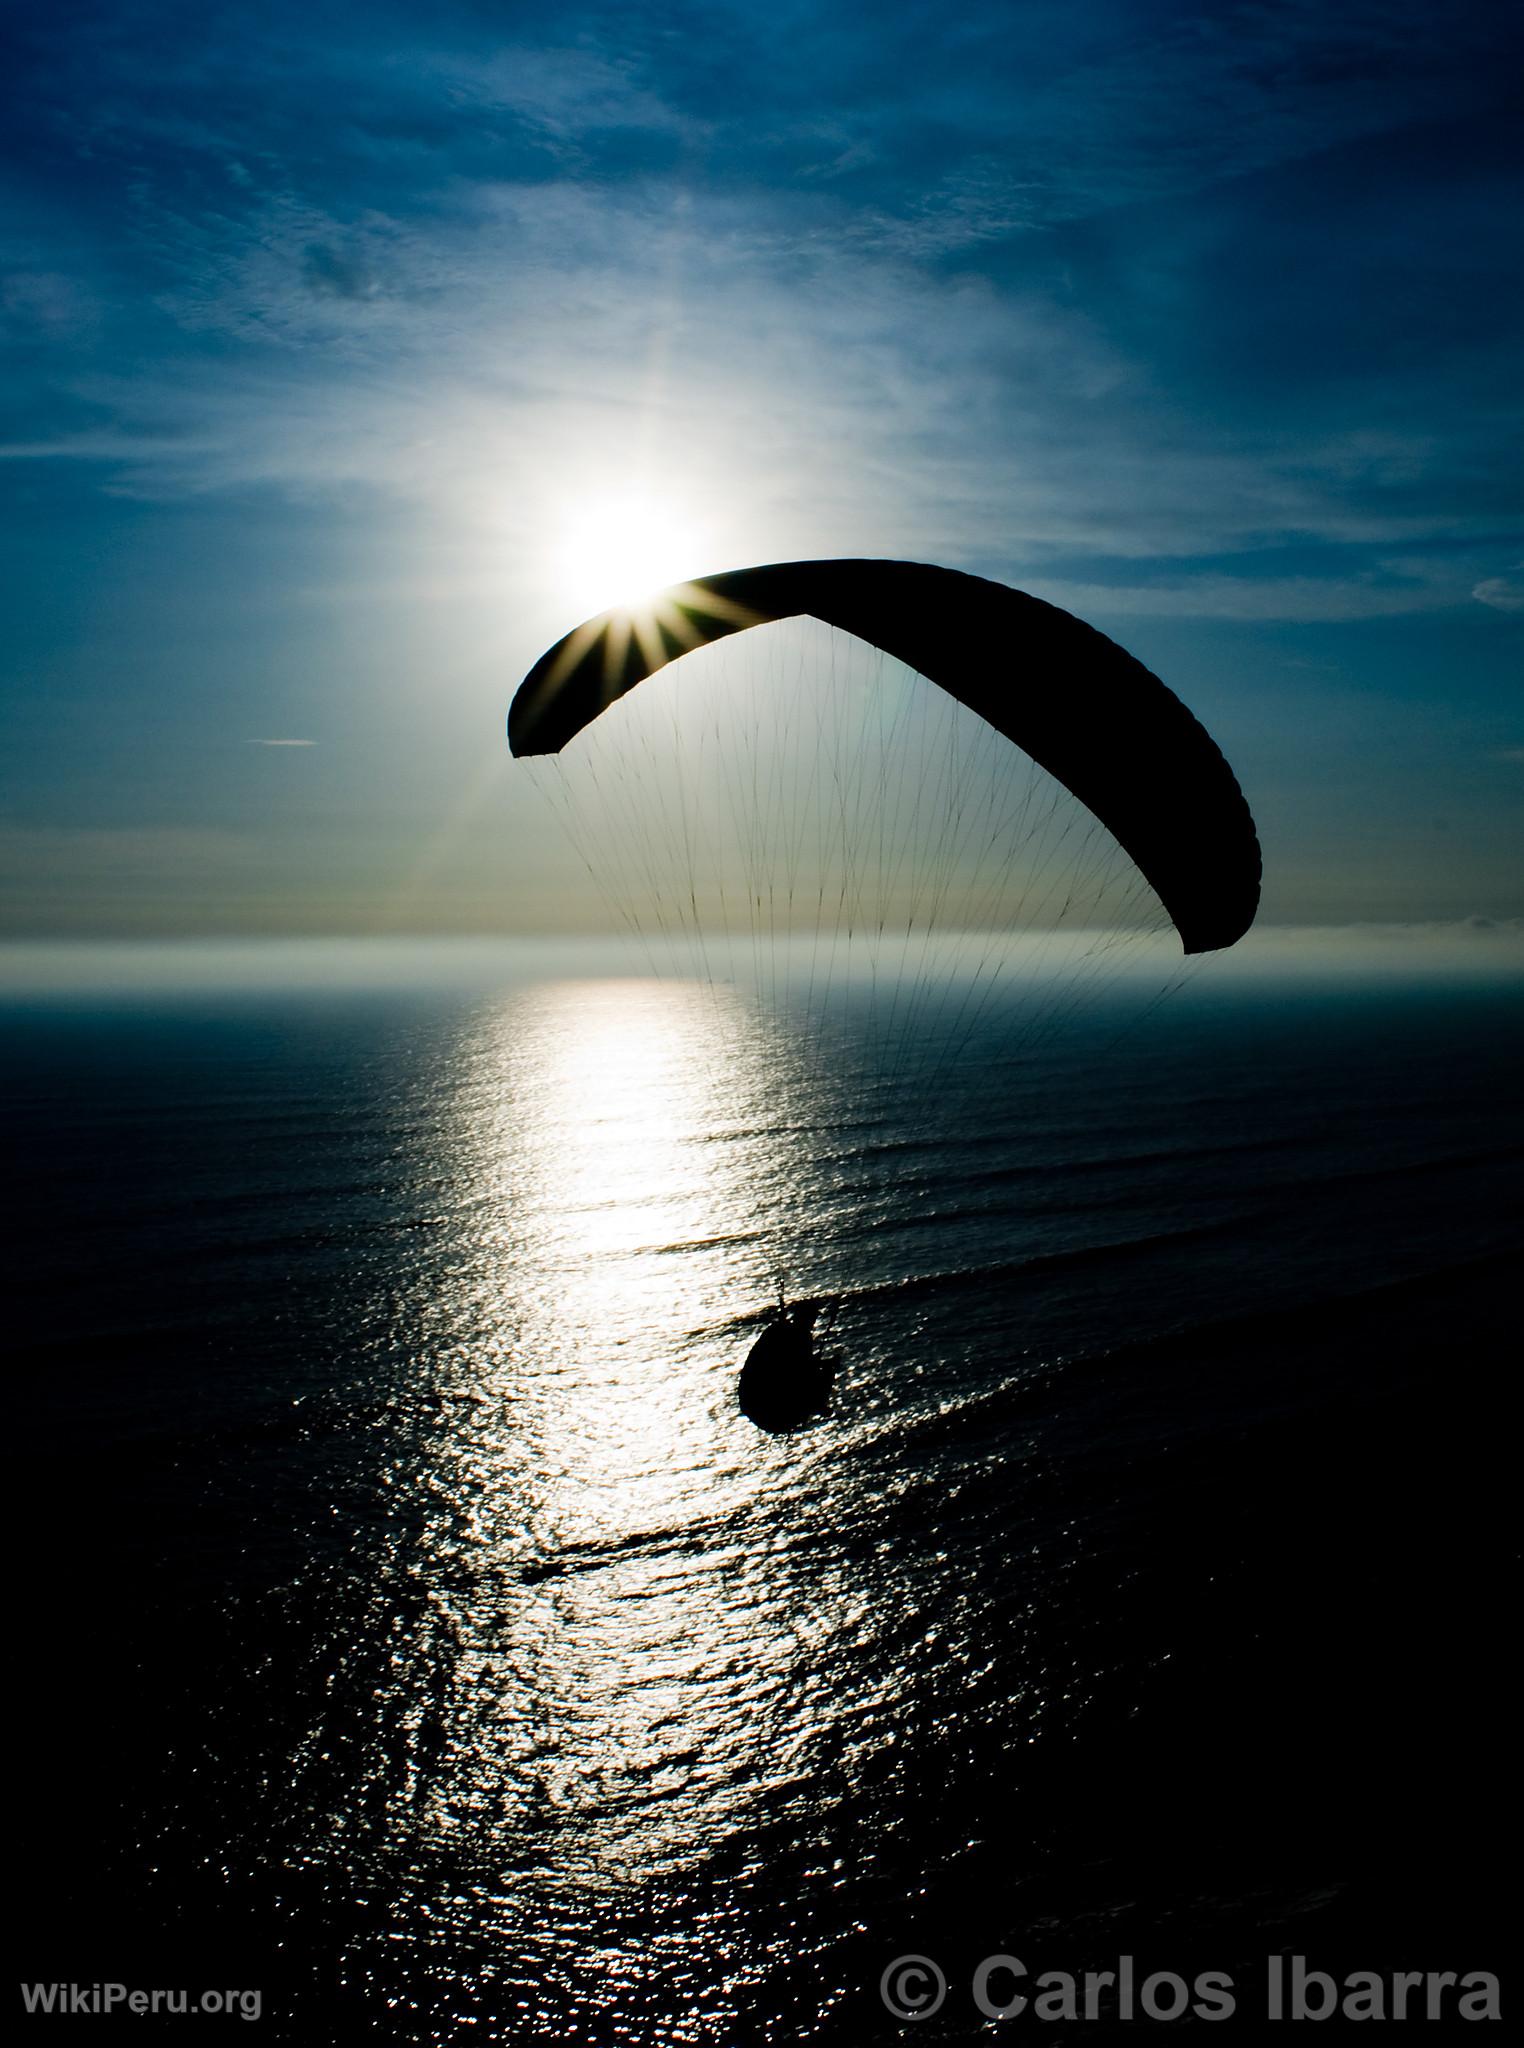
3, 3, 1518, 623
1472, 567, 1524, 612
432, 44, 699, 152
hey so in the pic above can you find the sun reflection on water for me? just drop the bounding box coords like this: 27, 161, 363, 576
471, 979, 796, 1534
269, 971, 1055, 2038
378, 975, 867, 1951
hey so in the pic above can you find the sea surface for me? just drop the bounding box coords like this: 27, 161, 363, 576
7, 954, 1520, 2039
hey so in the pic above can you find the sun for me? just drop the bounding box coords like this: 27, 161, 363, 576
552, 489, 709, 619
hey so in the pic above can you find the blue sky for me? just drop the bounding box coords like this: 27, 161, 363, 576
2, 0, 1520, 940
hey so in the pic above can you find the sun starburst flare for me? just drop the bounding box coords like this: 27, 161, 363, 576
552, 489, 709, 619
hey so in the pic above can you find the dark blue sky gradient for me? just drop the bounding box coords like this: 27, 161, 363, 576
1, 0, 1520, 937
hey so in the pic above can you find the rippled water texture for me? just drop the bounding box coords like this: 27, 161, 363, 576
10, 966, 1521, 2039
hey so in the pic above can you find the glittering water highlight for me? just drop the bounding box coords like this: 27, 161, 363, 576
9, 963, 1521, 2039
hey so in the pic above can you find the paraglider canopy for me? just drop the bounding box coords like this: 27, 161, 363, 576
509, 559, 1260, 956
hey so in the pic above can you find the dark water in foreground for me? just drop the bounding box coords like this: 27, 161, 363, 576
7, 968, 1520, 2039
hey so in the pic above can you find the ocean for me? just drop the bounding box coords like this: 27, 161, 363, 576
7, 947, 1519, 2039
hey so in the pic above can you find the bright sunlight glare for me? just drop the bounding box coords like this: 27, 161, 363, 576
552, 491, 710, 619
